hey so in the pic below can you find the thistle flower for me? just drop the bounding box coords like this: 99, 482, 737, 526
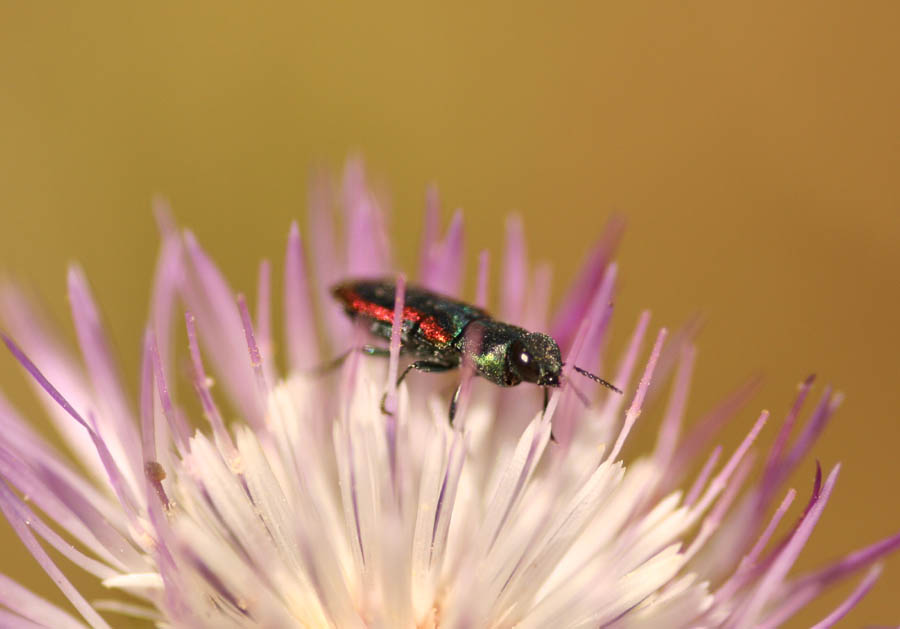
0, 162, 897, 628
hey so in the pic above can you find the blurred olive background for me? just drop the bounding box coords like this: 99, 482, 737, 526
1, 2, 899, 627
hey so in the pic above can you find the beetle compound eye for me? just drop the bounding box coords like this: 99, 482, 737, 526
509, 340, 541, 382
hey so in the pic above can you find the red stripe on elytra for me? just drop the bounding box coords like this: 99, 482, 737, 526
339, 288, 452, 345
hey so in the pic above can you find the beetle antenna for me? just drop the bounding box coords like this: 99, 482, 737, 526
572, 365, 623, 394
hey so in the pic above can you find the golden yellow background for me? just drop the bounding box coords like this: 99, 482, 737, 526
1, 3, 899, 627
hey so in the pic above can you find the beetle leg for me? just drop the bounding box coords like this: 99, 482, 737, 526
381, 359, 456, 415
448, 383, 462, 426
361, 345, 392, 358
311, 345, 390, 374
396, 359, 455, 384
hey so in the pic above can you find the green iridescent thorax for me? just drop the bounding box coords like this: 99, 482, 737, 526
455, 321, 563, 388
442, 303, 486, 339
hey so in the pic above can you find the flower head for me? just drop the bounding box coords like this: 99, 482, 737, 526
1, 160, 897, 628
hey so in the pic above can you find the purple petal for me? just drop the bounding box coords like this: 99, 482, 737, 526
735, 464, 840, 627
237, 294, 268, 424
384, 274, 406, 483
0, 475, 117, 579
418, 185, 442, 278
570, 263, 617, 382
0, 482, 112, 629
0, 611, 53, 628
565, 262, 617, 374
598, 307, 649, 424
436, 209, 466, 297
452, 325, 482, 432
308, 169, 351, 350
148, 331, 191, 451
684, 445, 722, 507
500, 215, 527, 323
694, 410, 770, 516
743, 488, 798, 573
420, 209, 465, 297
764, 375, 815, 474
139, 329, 158, 463
685, 455, 755, 560
793, 530, 900, 592
284, 221, 320, 370
781, 386, 840, 478
0, 573, 86, 629
669, 375, 763, 484
341, 156, 368, 218
152, 194, 177, 237
652, 344, 696, 469
255, 259, 276, 383
1, 333, 141, 521
550, 215, 625, 350
809, 565, 882, 629
384, 274, 406, 411
181, 232, 260, 424
149, 211, 183, 392
343, 158, 391, 277
644, 313, 705, 407
67, 267, 142, 480
758, 375, 817, 504
606, 327, 666, 463
522, 263, 553, 333
475, 250, 490, 309
185, 312, 235, 454
1, 334, 91, 434
548, 264, 617, 441
143, 479, 195, 625
0, 444, 137, 572
0, 285, 107, 484
709, 485, 802, 609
